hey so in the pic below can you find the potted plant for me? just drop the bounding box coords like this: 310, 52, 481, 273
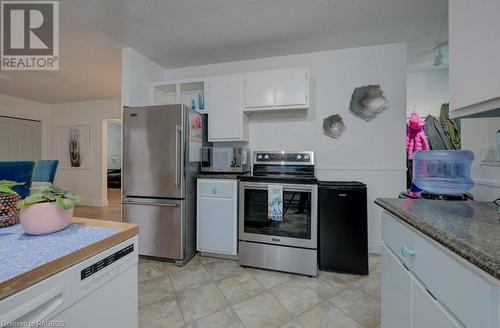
17, 185, 84, 235
0, 180, 24, 228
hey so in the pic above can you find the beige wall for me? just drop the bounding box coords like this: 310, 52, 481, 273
0, 95, 51, 159
0, 95, 121, 206
49, 98, 121, 206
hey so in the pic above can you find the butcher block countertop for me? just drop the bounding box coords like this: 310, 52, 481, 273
0, 217, 138, 300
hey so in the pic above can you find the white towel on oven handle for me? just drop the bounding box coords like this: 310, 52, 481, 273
268, 184, 283, 221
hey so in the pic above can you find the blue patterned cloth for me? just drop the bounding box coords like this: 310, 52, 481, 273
0, 223, 118, 283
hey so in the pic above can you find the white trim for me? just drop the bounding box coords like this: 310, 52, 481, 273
480, 161, 500, 167
316, 166, 406, 172
473, 178, 500, 188
80, 198, 107, 207
369, 241, 382, 255
450, 96, 500, 119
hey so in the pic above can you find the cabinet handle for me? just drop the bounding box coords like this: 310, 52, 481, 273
401, 246, 416, 257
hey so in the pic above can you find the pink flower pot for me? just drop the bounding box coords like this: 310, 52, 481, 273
20, 202, 73, 235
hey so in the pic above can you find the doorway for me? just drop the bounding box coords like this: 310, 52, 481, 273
106, 119, 122, 207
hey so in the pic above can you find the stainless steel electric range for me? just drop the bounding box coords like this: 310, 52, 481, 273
238, 151, 318, 276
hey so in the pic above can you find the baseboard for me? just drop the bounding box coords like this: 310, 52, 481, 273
368, 241, 382, 255
81, 198, 107, 207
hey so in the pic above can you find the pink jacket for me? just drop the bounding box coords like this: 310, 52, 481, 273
406, 112, 429, 160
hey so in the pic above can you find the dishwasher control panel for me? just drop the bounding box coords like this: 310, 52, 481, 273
80, 244, 134, 280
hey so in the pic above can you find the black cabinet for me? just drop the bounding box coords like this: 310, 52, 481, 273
318, 181, 368, 275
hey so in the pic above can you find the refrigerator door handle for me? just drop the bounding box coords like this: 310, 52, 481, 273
175, 125, 182, 189
123, 201, 180, 207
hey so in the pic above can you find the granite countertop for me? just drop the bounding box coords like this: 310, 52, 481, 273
375, 198, 500, 280
197, 173, 248, 179
0, 217, 138, 300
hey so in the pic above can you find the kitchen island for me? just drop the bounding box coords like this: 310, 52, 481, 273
0, 217, 139, 327
375, 198, 500, 328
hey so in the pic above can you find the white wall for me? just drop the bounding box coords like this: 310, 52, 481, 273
160, 43, 407, 253
461, 118, 500, 201
121, 47, 164, 107
49, 98, 121, 206
407, 70, 449, 118
107, 121, 121, 170
0, 95, 51, 159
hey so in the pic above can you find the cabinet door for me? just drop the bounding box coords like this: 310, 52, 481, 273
244, 71, 275, 108
275, 67, 308, 107
411, 276, 463, 328
208, 75, 245, 141
381, 244, 411, 328
197, 196, 236, 254
449, 0, 500, 113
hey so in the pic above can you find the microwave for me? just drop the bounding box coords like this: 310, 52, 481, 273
200, 147, 250, 173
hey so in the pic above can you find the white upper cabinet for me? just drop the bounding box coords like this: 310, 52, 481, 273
449, 0, 500, 118
244, 67, 309, 111
244, 70, 275, 108
208, 74, 248, 142
275, 68, 308, 107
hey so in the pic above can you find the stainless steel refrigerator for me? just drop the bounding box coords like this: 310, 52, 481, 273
122, 104, 204, 265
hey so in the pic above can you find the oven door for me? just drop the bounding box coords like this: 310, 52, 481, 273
239, 182, 318, 249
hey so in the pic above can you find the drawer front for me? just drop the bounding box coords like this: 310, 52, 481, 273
382, 211, 415, 268
382, 212, 495, 328
411, 273, 463, 328
198, 179, 236, 199
381, 244, 412, 328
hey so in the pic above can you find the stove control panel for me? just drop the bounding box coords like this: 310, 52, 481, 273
253, 151, 314, 165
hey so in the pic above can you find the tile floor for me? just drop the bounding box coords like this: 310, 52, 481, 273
138, 254, 381, 328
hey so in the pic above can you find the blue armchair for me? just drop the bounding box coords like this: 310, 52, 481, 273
0, 161, 35, 198
32, 160, 59, 183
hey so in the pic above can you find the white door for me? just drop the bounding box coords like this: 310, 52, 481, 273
197, 196, 235, 254
275, 67, 308, 107
208, 75, 244, 141
244, 71, 275, 108
0, 116, 41, 161
411, 275, 463, 328
381, 244, 411, 328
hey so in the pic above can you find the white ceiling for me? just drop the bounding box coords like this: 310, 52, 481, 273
0, 0, 448, 104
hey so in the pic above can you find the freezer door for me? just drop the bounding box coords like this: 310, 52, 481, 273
123, 198, 183, 259
123, 105, 186, 199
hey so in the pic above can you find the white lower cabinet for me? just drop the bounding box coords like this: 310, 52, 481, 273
382, 244, 463, 328
196, 179, 238, 255
412, 275, 462, 328
381, 245, 411, 328
381, 212, 500, 328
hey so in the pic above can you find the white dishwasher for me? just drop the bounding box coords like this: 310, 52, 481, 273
197, 179, 238, 256
0, 237, 138, 328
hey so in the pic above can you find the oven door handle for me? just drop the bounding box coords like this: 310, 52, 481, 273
240, 182, 316, 192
